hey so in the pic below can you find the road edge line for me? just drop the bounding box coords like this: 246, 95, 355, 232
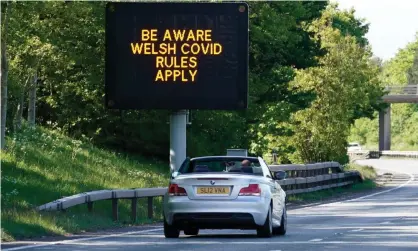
2, 228, 164, 251
289, 161, 415, 210
344, 167, 414, 202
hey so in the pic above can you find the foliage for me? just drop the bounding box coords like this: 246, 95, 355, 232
246, 1, 327, 156
4, 1, 391, 162
349, 32, 418, 150
284, 4, 384, 163
3, 1, 329, 159
1, 124, 169, 240
407, 46, 418, 84
1, 2, 11, 149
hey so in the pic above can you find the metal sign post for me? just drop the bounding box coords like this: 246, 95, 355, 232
170, 110, 187, 172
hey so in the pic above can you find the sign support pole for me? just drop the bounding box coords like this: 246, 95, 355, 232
170, 110, 187, 173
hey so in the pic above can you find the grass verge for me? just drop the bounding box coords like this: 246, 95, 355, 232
287, 163, 378, 203
1, 125, 169, 241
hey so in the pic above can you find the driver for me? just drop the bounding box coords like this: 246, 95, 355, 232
241, 159, 251, 167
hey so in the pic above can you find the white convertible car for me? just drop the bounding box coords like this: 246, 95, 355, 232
163, 156, 287, 238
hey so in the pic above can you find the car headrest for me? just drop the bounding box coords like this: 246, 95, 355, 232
228, 167, 243, 173
194, 165, 210, 172
241, 167, 254, 173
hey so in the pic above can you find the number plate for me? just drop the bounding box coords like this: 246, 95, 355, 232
197, 186, 230, 195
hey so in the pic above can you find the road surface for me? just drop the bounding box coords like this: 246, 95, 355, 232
3, 159, 418, 251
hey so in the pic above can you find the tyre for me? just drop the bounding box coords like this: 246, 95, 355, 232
257, 205, 273, 237
164, 216, 180, 238
273, 204, 287, 236
184, 227, 199, 236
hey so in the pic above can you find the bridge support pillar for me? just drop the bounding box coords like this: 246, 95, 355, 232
379, 105, 391, 151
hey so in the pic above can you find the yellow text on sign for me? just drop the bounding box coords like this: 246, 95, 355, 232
162, 29, 213, 42
130, 29, 224, 83
155, 70, 197, 82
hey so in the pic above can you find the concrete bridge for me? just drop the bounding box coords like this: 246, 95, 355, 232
379, 84, 418, 150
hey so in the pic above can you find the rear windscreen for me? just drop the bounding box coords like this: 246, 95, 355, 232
180, 159, 263, 176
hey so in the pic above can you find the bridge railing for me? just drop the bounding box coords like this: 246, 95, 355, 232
380, 150, 418, 158
348, 150, 418, 160
384, 84, 418, 95
37, 162, 361, 221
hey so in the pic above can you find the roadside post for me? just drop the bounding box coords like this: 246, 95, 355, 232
272, 149, 278, 164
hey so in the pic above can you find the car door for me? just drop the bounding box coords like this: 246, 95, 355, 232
258, 157, 282, 220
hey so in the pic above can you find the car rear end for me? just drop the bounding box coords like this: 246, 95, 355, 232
348, 142, 362, 151
163, 173, 271, 230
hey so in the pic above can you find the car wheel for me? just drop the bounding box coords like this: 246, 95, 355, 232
164, 216, 180, 238
257, 205, 273, 238
184, 227, 199, 236
273, 204, 287, 235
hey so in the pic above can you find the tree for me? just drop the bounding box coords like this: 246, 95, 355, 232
286, 4, 384, 163
3, 1, 328, 159
5, 2, 57, 133
407, 46, 418, 84
1, 2, 11, 149
350, 33, 418, 150
246, 1, 327, 156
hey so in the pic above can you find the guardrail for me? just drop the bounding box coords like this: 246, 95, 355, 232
348, 150, 418, 160
380, 150, 418, 158
37, 161, 361, 222
382, 84, 418, 103
269, 162, 361, 195
37, 188, 167, 222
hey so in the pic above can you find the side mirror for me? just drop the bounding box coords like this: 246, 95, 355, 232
171, 171, 180, 179
274, 171, 287, 180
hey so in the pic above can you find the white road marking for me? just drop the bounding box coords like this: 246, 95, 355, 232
290, 167, 415, 211
309, 238, 323, 242
290, 212, 417, 217
36, 240, 418, 246
2, 228, 163, 251
350, 229, 364, 232
345, 169, 415, 202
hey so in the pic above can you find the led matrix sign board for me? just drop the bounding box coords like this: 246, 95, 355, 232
105, 2, 249, 110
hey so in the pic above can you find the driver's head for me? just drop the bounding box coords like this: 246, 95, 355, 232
241, 159, 251, 167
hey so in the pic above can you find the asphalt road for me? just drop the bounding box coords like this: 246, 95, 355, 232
3, 159, 418, 251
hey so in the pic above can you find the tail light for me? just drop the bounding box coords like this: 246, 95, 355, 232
239, 184, 261, 196
168, 184, 187, 196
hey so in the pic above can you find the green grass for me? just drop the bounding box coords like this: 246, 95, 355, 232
1, 125, 170, 241
343, 163, 377, 180
288, 163, 378, 203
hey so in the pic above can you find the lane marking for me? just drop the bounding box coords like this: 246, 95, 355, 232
288, 163, 416, 243
2, 228, 163, 251
37, 240, 418, 246
290, 166, 415, 211
350, 229, 364, 232
309, 238, 322, 242
345, 168, 415, 202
